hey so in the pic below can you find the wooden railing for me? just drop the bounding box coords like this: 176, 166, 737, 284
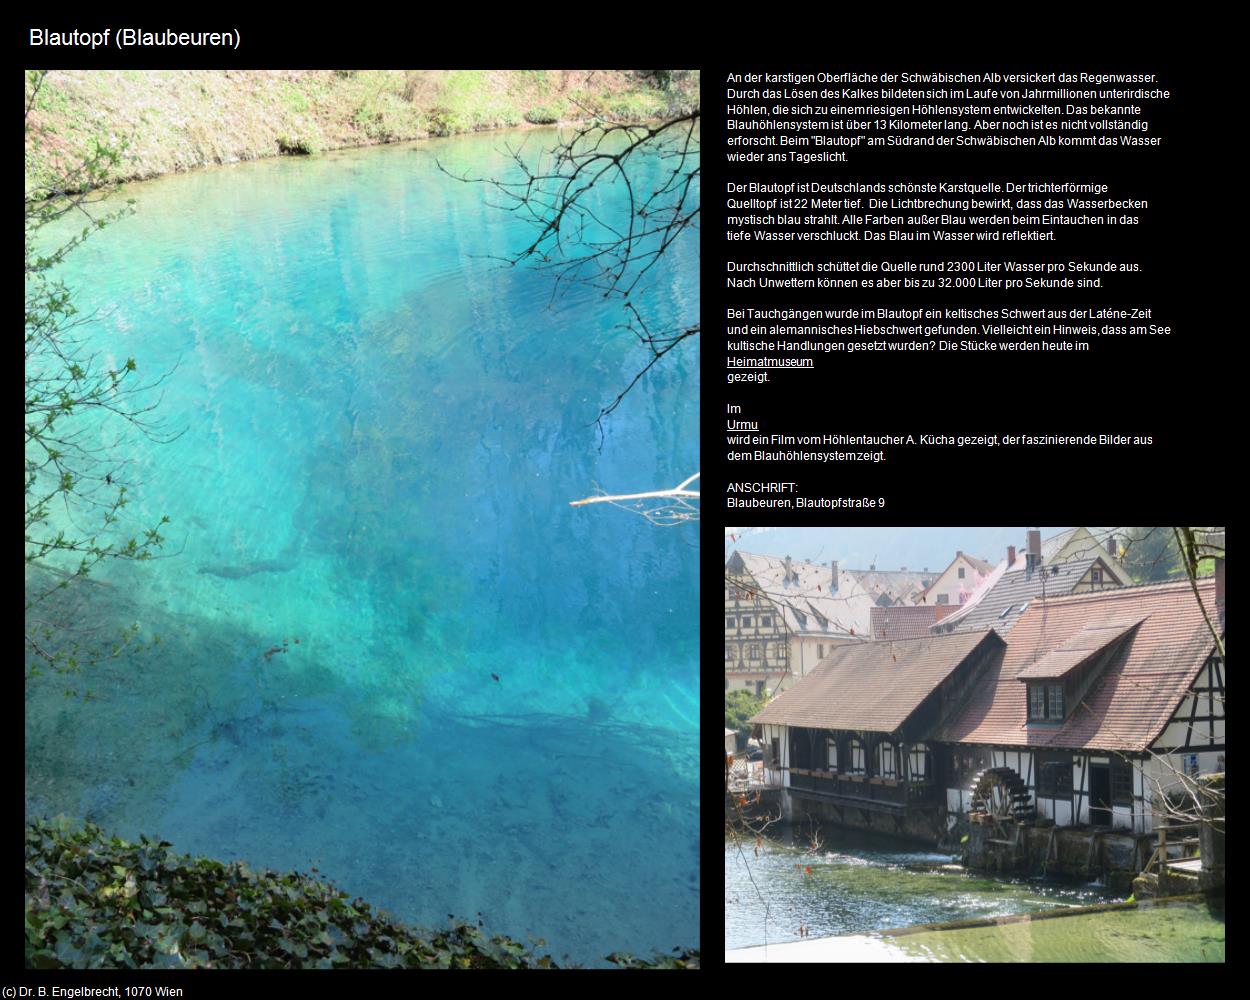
1141, 822, 1201, 877
786, 770, 940, 808
726, 752, 770, 790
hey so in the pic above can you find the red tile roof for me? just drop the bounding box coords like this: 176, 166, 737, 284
870, 604, 942, 639
751, 630, 1002, 734
936, 579, 1219, 751
1014, 618, 1145, 680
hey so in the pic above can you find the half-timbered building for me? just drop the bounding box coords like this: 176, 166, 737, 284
935, 575, 1225, 835
750, 630, 1005, 840
725, 551, 867, 695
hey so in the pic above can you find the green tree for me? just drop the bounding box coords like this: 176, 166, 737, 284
24, 70, 173, 683
725, 689, 765, 745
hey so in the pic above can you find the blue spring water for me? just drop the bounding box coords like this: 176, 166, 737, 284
25, 129, 699, 965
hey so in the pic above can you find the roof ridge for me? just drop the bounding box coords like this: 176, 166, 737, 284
1032, 575, 1214, 604
842, 627, 996, 646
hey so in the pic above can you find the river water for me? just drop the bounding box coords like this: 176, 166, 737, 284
25, 128, 699, 966
726, 828, 1224, 961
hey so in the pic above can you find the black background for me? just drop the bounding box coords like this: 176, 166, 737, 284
20, 23, 1227, 977
703, 52, 1222, 519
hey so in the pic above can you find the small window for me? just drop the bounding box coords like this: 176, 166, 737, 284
724, 648, 734, 661
937, 594, 950, 605
1019, 600, 1030, 614
999, 605, 1014, 618
748, 644, 761, 660
826, 738, 838, 772
849, 739, 865, 775
1111, 758, 1134, 806
741, 616, 753, 628
909, 743, 928, 780
877, 741, 897, 779
1091, 568, 1103, 584
1047, 683, 1064, 720
1029, 683, 1065, 721
1037, 754, 1074, 797
817, 643, 825, 659
726, 616, 736, 629
958, 567, 966, 579
760, 615, 772, 627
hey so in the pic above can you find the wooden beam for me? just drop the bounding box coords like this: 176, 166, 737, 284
1075, 754, 1088, 824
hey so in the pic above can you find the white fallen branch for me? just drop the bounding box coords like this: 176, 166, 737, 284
569, 473, 699, 526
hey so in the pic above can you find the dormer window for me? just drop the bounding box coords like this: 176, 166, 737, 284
1028, 682, 1065, 721
1019, 618, 1144, 725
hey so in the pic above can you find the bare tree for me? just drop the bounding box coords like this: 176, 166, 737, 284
568, 472, 699, 526
440, 83, 700, 522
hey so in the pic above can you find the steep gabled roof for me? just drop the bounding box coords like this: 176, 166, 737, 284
932, 557, 1105, 635
916, 551, 995, 603
934, 579, 1219, 751
846, 567, 935, 606
870, 604, 944, 640
727, 551, 872, 637
1007, 527, 1131, 585
751, 630, 1003, 734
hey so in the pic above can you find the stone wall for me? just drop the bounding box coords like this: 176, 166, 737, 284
788, 793, 947, 844
964, 820, 1150, 888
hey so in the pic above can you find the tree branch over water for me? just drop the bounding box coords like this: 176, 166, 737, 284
25, 70, 177, 682
438, 84, 700, 521
440, 109, 699, 399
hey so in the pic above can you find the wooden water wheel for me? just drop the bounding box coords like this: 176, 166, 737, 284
969, 766, 1036, 835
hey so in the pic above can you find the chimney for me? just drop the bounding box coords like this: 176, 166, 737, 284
1026, 530, 1042, 573
783, 555, 793, 584
1007, 545, 1016, 569
830, 560, 839, 593
1106, 535, 1117, 559
1215, 557, 1225, 613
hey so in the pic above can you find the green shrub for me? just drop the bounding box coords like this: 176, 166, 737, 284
425, 107, 466, 137
275, 134, 317, 155
24, 819, 697, 969
524, 103, 565, 125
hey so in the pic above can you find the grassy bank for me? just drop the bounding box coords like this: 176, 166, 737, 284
24, 69, 699, 191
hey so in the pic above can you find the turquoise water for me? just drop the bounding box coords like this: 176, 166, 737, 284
726, 827, 1119, 950
25, 129, 698, 965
